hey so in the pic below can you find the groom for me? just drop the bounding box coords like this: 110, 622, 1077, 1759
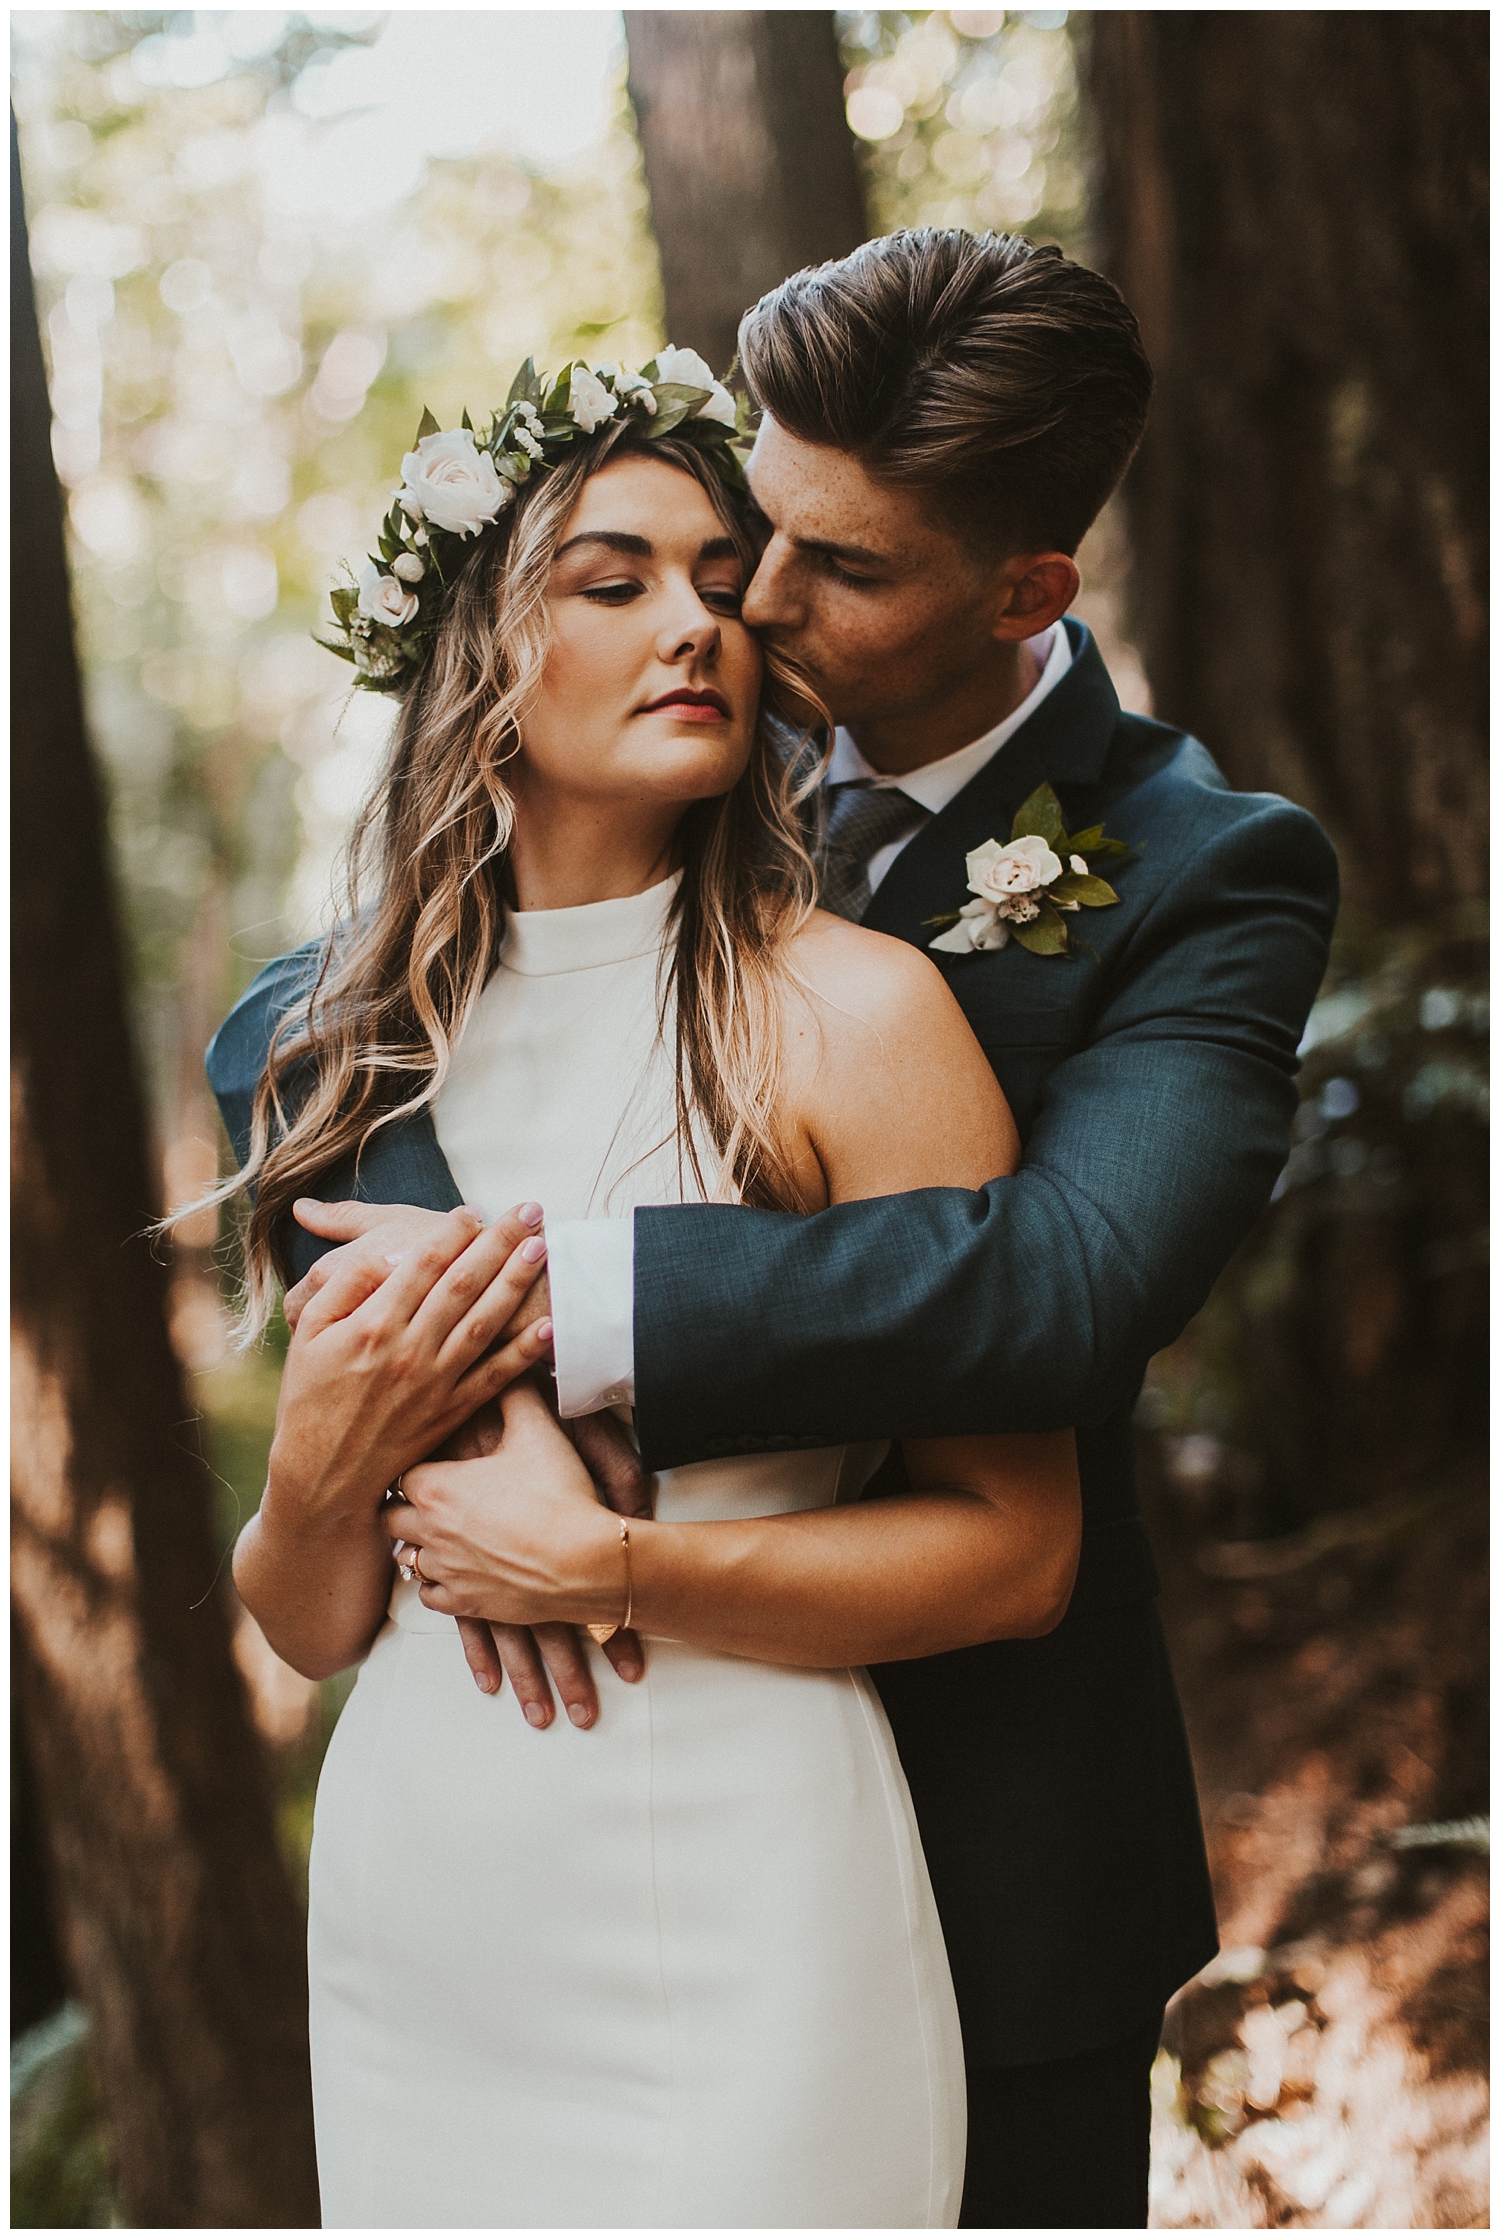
216, 231, 1337, 2227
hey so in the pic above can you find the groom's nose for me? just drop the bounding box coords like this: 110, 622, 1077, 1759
742, 535, 803, 632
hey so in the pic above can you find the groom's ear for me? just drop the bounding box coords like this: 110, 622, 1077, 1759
987, 551, 1080, 645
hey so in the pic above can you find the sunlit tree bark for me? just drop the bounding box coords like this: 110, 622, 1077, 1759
10, 113, 320, 2229
625, 10, 868, 374
1088, 11, 1487, 918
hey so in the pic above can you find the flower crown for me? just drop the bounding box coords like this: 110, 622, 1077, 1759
319, 346, 748, 693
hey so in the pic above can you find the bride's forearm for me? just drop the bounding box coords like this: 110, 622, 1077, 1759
626, 1491, 1077, 1666
233, 1458, 393, 1682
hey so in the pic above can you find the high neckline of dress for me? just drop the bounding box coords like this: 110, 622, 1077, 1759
499, 871, 681, 978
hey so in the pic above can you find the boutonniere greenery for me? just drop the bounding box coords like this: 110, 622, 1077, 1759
926, 783, 1134, 958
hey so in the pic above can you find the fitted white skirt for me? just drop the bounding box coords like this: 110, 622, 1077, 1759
308, 1584, 965, 2229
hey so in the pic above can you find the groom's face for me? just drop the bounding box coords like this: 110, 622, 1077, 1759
742, 417, 1028, 733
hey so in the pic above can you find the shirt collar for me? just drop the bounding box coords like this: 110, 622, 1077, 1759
826, 620, 1073, 815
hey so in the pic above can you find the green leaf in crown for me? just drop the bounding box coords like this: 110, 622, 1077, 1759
926, 783, 1137, 959
317, 346, 750, 695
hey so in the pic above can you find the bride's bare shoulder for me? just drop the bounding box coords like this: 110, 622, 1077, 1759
786, 906, 955, 1021
779, 910, 1018, 1198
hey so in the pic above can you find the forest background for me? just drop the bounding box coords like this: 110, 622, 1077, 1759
11, 8, 1487, 2229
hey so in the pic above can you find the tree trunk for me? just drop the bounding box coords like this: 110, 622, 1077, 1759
1088, 11, 1487, 918
625, 10, 868, 376
10, 113, 321, 2229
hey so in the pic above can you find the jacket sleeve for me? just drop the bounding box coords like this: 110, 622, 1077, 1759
205, 942, 324, 1170
631, 794, 1338, 1469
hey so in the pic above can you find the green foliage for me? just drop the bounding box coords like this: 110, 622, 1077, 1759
1009, 898, 1071, 955
645, 379, 712, 434
1010, 780, 1067, 846
1050, 872, 1117, 907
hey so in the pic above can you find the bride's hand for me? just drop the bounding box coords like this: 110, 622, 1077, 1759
385, 1381, 632, 1638
284, 1197, 550, 1340
269, 1208, 555, 1523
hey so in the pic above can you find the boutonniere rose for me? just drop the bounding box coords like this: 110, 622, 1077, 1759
927, 782, 1134, 958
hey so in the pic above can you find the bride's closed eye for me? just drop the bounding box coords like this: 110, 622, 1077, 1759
579, 580, 645, 606
577, 578, 744, 616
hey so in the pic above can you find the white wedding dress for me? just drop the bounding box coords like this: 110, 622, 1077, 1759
306, 875, 966, 2229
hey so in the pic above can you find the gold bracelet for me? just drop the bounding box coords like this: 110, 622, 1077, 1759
586, 1518, 632, 1646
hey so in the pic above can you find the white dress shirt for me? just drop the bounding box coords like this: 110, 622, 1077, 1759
548, 622, 1073, 1416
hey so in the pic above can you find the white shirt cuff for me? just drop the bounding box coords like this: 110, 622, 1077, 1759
547, 1218, 636, 1418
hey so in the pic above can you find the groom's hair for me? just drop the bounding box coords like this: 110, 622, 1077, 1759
738, 229, 1152, 558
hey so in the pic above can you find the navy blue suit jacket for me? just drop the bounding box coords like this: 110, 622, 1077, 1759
207, 620, 1338, 2067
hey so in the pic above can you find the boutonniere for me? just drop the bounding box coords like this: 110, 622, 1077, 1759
926, 783, 1134, 958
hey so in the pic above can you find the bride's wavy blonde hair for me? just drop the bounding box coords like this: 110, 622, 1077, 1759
211, 420, 827, 1336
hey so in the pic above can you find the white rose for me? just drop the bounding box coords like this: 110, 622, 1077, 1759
569, 365, 619, 433
357, 560, 418, 628
967, 832, 1063, 902
1069, 854, 1088, 876
652, 344, 717, 392
392, 552, 425, 582
397, 427, 506, 539
930, 898, 1010, 955
698, 381, 738, 428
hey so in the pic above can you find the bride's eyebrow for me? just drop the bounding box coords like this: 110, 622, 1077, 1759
554, 532, 740, 563
555, 531, 652, 559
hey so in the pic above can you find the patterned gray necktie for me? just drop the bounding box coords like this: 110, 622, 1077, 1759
815, 781, 932, 922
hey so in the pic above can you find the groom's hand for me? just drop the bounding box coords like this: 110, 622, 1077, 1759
440, 1398, 653, 1728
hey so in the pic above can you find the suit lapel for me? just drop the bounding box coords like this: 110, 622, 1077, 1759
862, 619, 1121, 946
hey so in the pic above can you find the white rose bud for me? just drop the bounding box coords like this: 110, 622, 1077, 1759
396, 427, 506, 539
1070, 854, 1088, 876
612, 366, 658, 415
357, 559, 418, 628
392, 552, 425, 582
569, 364, 619, 433
929, 898, 1010, 955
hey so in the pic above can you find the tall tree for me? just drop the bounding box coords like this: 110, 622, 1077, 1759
10, 115, 320, 2228
625, 10, 868, 374
1088, 12, 1487, 919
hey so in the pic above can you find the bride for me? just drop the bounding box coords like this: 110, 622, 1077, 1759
214, 353, 1080, 2229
